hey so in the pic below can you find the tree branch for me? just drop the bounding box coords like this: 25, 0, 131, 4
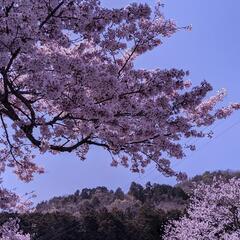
39, 1, 65, 29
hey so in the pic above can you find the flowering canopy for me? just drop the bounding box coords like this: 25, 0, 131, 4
0, 177, 33, 239
0, 218, 30, 240
164, 178, 240, 240
0, 0, 239, 184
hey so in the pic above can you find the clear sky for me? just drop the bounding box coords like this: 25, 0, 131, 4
4, 0, 240, 204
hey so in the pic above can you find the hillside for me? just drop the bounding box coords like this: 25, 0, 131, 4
0, 182, 188, 240
36, 169, 240, 217
35, 182, 188, 217
1, 170, 238, 240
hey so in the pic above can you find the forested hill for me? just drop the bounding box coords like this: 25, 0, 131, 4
35, 182, 188, 217
35, 169, 240, 217
1, 183, 188, 240
1, 170, 239, 240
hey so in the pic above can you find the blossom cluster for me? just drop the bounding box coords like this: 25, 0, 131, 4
164, 178, 240, 239
0, 219, 30, 240
0, 178, 33, 239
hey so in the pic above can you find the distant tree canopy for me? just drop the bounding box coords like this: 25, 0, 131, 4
0, 206, 182, 240
36, 182, 188, 216
29, 181, 188, 239
128, 182, 188, 203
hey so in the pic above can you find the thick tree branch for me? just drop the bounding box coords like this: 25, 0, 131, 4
39, 1, 65, 29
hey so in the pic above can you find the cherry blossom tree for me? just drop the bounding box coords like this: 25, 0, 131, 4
0, 0, 239, 238
0, 178, 33, 239
164, 178, 240, 240
0, 218, 30, 240
0, 0, 239, 211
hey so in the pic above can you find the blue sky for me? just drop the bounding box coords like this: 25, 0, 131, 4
4, 0, 240, 203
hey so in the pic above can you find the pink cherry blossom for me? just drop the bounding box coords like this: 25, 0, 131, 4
0, 218, 30, 240
164, 178, 240, 239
